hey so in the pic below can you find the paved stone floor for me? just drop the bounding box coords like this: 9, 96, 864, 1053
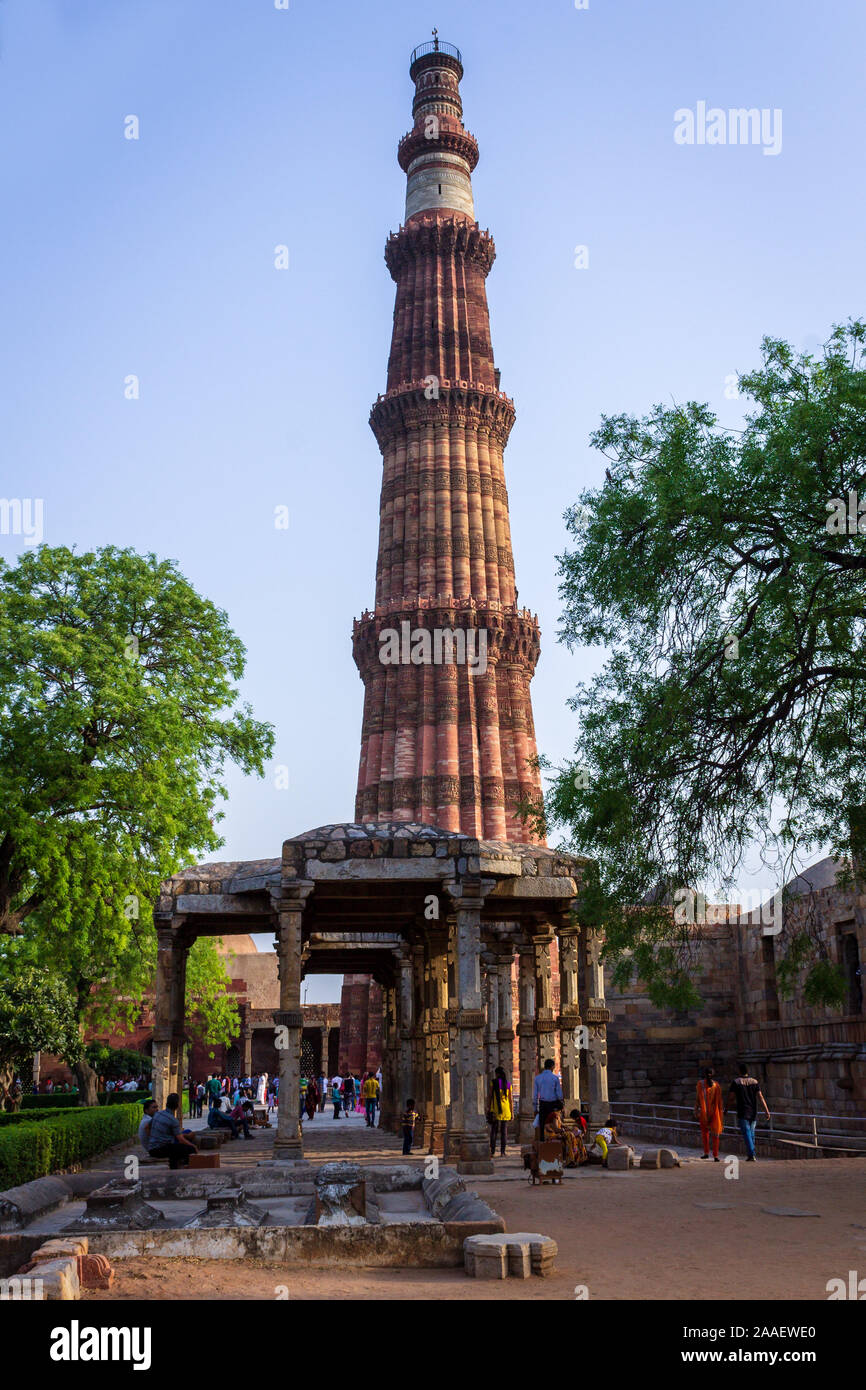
77, 1104, 705, 1184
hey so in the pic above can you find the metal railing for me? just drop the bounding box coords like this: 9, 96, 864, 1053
613, 1099, 866, 1150
410, 40, 462, 67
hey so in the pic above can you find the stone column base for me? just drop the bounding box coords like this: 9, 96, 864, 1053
427, 1121, 447, 1156
272, 1137, 304, 1160
457, 1157, 495, 1175
518, 1115, 536, 1145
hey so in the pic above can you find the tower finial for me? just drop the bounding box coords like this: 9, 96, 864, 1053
432, 26, 439, 50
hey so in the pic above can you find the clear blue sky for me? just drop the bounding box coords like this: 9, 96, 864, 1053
2, 1, 862, 995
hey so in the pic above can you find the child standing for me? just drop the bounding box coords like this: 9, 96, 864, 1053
401, 1097, 419, 1155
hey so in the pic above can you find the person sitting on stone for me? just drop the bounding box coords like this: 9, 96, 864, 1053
207, 1096, 239, 1139
543, 1108, 585, 1167
229, 1097, 253, 1139
138, 1099, 158, 1157
148, 1094, 198, 1169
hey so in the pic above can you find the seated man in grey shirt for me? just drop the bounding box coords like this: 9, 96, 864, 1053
147, 1093, 198, 1169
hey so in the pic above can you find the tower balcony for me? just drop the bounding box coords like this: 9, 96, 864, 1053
410, 40, 463, 82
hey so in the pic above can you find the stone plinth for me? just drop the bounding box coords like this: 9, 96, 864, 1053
64, 1181, 167, 1233
464, 1233, 557, 1279
185, 1188, 270, 1229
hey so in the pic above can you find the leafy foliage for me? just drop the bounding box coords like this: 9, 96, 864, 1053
84, 1044, 152, 1079
550, 325, 866, 1008
0, 545, 272, 1072
0, 1103, 142, 1188
0, 959, 82, 1070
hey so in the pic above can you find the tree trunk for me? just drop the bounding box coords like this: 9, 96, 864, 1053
73, 1057, 99, 1106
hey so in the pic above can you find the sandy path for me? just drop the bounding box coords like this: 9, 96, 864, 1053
85, 1155, 866, 1301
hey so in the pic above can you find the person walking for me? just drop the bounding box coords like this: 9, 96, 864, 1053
342, 1073, 356, 1116
532, 1058, 563, 1136
362, 1071, 380, 1127
206, 1074, 220, 1112
487, 1066, 513, 1157
331, 1077, 342, 1119
318, 1072, 327, 1112
727, 1064, 771, 1161
695, 1067, 724, 1161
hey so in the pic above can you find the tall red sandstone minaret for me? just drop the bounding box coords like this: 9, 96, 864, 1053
353, 37, 544, 844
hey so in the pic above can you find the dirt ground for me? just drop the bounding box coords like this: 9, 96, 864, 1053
85, 1155, 866, 1301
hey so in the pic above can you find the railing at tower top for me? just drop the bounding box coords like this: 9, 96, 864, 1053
410, 40, 462, 66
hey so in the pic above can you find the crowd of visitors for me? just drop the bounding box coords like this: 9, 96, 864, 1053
306, 1069, 382, 1124
480, 1057, 775, 1168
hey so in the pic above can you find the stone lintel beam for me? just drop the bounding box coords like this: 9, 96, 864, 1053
489, 876, 577, 900
175, 893, 271, 915
305, 859, 459, 883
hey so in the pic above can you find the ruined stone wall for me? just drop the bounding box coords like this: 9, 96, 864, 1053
605, 919, 740, 1108
735, 872, 866, 1119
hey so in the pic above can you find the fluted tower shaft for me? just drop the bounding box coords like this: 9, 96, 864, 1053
353, 40, 544, 844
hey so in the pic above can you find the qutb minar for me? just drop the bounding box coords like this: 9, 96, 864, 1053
151, 41, 605, 1168
352, 36, 545, 842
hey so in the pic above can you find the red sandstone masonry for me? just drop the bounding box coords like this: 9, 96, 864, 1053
352, 52, 544, 846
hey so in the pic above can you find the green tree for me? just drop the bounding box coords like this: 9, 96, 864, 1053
84, 1044, 152, 1082
0, 545, 273, 1099
550, 324, 866, 1009
0, 956, 82, 1090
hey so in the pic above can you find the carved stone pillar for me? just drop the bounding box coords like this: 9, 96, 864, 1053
497, 948, 515, 1078
533, 931, 556, 1073
516, 940, 537, 1143
427, 929, 450, 1156
398, 952, 414, 1121
482, 952, 499, 1078
242, 1010, 253, 1079
584, 926, 611, 1127
169, 934, 190, 1113
378, 982, 399, 1132
557, 922, 582, 1118
447, 892, 494, 1173
273, 887, 313, 1160
153, 922, 188, 1111
409, 941, 430, 1148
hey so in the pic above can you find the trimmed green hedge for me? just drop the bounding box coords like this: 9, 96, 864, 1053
21, 1090, 151, 1109
0, 1103, 143, 1189
0, 1108, 75, 1127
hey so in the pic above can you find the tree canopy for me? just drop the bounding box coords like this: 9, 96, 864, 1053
0, 957, 81, 1074
0, 544, 274, 1095
549, 323, 866, 1009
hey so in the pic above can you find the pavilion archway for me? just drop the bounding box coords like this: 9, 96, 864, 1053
152, 824, 608, 1174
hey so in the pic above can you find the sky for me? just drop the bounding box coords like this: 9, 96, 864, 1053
2, 1, 863, 999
